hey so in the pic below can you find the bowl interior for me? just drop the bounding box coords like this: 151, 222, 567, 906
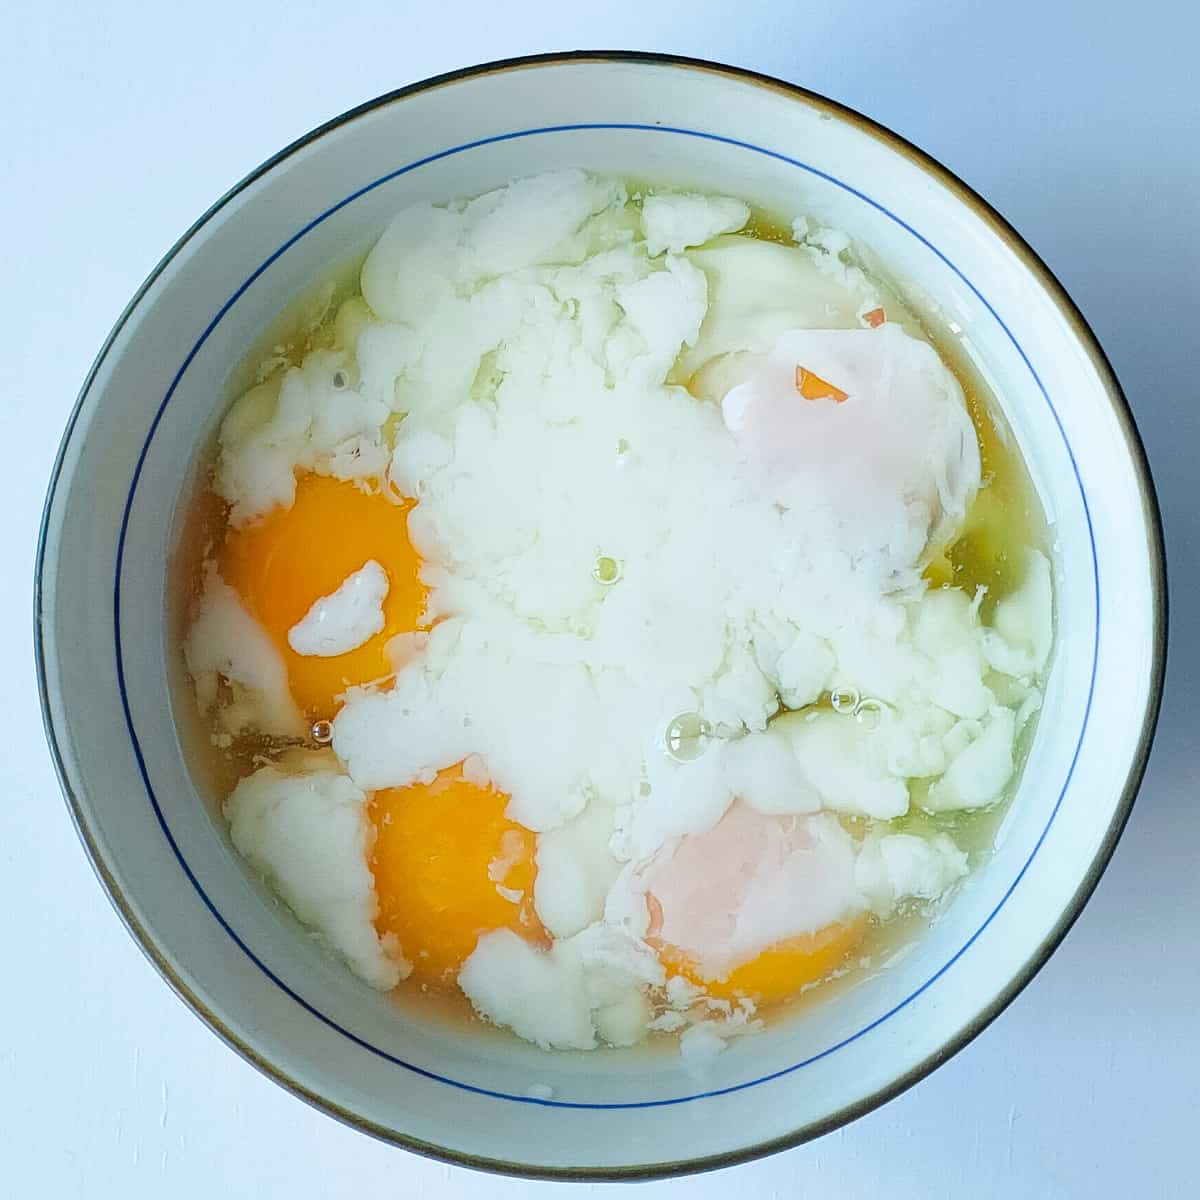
39, 56, 1160, 1177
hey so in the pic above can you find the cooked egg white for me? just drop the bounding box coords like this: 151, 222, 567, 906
288, 559, 389, 658
184, 171, 1053, 1059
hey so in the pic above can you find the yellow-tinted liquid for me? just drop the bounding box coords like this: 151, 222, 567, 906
173, 190, 1051, 1031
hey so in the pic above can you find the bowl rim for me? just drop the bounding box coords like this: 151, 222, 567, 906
34, 49, 1168, 1182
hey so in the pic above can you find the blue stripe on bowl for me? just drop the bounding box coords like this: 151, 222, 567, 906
112, 123, 1099, 1109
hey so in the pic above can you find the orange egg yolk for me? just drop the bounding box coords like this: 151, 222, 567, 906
218, 473, 862, 1007
370, 765, 543, 986
650, 901, 869, 1007
220, 473, 425, 719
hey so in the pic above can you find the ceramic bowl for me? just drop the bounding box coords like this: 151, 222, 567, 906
36, 52, 1165, 1179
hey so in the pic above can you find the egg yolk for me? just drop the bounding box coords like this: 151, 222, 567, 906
220, 473, 425, 719
653, 913, 869, 1006
219, 474, 864, 1008
370, 765, 543, 986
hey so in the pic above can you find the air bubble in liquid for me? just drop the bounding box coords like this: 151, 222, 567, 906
855, 699, 884, 731
592, 555, 622, 585
665, 712, 711, 762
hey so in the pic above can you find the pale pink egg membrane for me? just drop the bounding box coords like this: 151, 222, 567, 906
643, 802, 863, 979
720, 326, 979, 575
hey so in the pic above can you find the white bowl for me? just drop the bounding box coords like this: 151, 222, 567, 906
36, 52, 1165, 1179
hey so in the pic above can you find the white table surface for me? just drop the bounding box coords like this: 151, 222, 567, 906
4, 2, 1197, 1196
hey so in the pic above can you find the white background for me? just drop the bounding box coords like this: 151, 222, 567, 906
3, 2, 1197, 1196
